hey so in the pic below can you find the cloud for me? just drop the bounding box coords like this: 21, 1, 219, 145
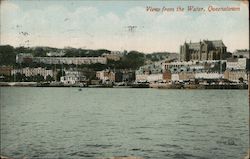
0, 1, 249, 52
0, 1, 19, 13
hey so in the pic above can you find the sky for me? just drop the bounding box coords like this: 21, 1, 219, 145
0, 0, 249, 53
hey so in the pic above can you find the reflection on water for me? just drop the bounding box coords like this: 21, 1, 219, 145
0, 88, 248, 159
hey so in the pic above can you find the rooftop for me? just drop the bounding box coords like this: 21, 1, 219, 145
184, 40, 225, 50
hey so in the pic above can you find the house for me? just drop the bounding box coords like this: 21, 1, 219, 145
60, 70, 86, 85
96, 70, 116, 83
226, 57, 249, 70
224, 70, 248, 82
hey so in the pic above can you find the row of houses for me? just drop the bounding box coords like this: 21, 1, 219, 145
60, 70, 86, 85
0, 66, 85, 83
16, 54, 107, 65
136, 71, 248, 83
96, 69, 135, 84
11, 67, 54, 79
136, 57, 249, 83
0, 65, 136, 84
162, 58, 248, 72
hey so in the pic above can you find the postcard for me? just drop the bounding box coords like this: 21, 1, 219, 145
0, 0, 249, 159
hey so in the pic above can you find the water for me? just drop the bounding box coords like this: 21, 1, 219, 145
0, 87, 248, 159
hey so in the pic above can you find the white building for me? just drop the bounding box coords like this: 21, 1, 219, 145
147, 74, 163, 82
171, 72, 224, 81
60, 70, 86, 85
136, 74, 163, 82
96, 70, 116, 83
226, 58, 248, 70
135, 74, 148, 82
195, 72, 223, 79
60, 75, 80, 85
171, 73, 179, 81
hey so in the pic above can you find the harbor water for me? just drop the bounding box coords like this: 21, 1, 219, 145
0, 87, 248, 159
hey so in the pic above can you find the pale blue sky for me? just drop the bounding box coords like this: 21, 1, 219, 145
1, 0, 249, 53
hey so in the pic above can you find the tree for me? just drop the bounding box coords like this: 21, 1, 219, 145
56, 70, 65, 81
33, 74, 45, 82
46, 75, 54, 82
33, 47, 47, 57
15, 73, 25, 82
238, 77, 244, 83
0, 45, 16, 65
121, 51, 145, 69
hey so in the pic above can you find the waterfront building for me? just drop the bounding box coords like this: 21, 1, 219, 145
96, 69, 135, 83
171, 72, 224, 81
178, 72, 195, 81
171, 73, 179, 81
135, 74, 148, 82
147, 74, 163, 82
224, 70, 248, 82
135, 74, 163, 83
226, 57, 249, 70
11, 67, 54, 79
135, 61, 225, 82
96, 70, 117, 83
195, 72, 223, 79
135, 62, 163, 82
121, 70, 135, 82
180, 40, 227, 61
60, 70, 86, 85
60, 75, 80, 85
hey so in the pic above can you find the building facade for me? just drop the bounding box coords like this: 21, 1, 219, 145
96, 70, 116, 83
60, 70, 86, 85
11, 67, 54, 79
195, 72, 223, 79
16, 54, 107, 65
119, 70, 135, 82
162, 60, 226, 73
33, 57, 107, 65
232, 50, 249, 59
224, 70, 248, 82
163, 71, 172, 81
226, 58, 249, 70
102, 52, 122, 61
0, 66, 13, 76
180, 40, 227, 61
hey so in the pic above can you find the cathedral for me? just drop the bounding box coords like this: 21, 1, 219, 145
180, 40, 227, 61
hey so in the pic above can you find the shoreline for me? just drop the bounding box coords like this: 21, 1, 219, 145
0, 82, 248, 89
